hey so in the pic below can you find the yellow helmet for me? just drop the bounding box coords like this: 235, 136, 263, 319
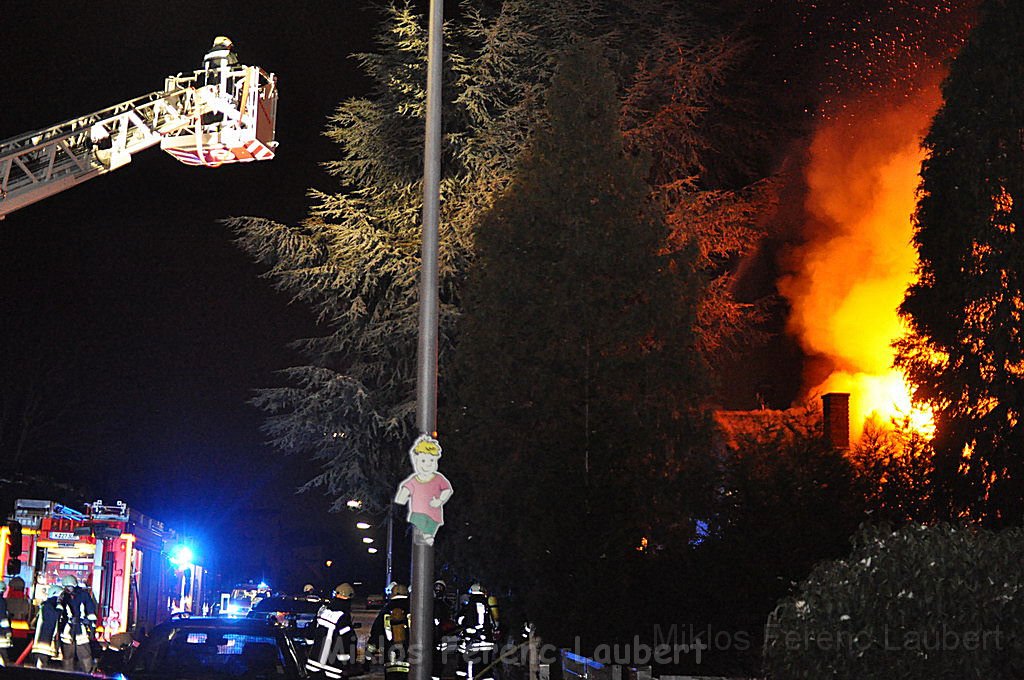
334, 583, 355, 599
212, 36, 234, 49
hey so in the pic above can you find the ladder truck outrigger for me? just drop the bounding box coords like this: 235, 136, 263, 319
0, 38, 278, 219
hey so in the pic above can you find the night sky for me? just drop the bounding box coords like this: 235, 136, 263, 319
1, 1, 385, 585
1, 0, 979, 589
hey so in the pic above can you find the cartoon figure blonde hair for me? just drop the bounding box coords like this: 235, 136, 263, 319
411, 434, 442, 456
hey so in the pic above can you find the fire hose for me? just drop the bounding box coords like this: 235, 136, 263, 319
470, 639, 529, 680
14, 640, 33, 666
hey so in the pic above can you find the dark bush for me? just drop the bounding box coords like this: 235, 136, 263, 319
764, 523, 1024, 679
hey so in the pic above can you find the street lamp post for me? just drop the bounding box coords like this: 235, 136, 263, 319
355, 509, 395, 589
411, 0, 444, 679
385, 507, 394, 588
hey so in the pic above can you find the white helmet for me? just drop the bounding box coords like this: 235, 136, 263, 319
469, 583, 485, 595
48, 585, 63, 598
61, 575, 79, 588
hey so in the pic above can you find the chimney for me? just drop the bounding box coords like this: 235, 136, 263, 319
822, 392, 850, 449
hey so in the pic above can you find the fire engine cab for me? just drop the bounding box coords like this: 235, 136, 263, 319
1, 498, 207, 643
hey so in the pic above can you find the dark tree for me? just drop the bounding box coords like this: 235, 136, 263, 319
896, 0, 1024, 525
228, 0, 754, 515
848, 417, 935, 524
701, 404, 865, 670
445, 41, 712, 643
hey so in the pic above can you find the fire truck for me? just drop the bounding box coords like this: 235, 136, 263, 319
0, 39, 278, 219
1, 498, 207, 643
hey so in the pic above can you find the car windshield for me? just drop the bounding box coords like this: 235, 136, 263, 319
127, 627, 296, 679
251, 598, 320, 614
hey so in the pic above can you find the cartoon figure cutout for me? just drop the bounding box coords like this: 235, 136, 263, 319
395, 434, 453, 545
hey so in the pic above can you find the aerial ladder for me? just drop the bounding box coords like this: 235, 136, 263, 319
0, 43, 278, 219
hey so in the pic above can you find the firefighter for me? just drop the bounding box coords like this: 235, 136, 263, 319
0, 579, 10, 666
368, 583, 411, 680
303, 583, 325, 602
32, 585, 63, 668
306, 583, 358, 679
203, 36, 239, 71
456, 584, 497, 680
433, 580, 454, 631
201, 35, 240, 109
57, 575, 97, 672
4, 576, 31, 657
433, 580, 457, 680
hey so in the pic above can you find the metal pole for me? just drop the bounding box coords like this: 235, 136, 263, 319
386, 507, 394, 588
412, 1, 443, 680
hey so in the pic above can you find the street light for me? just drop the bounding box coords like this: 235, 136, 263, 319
367, 547, 379, 554
354, 512, 394, 588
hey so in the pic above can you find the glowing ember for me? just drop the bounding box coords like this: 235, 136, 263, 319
778, 83, 942, 440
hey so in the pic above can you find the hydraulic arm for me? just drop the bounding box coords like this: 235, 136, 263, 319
0, 60, 278, 219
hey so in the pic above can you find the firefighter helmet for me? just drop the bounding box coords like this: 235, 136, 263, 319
212, 36, 234, 49
303, 584, 315, 593
48, 585, 63, 598
433, 579, 447, 595
61, 575, 78, 588
391, 583, 409, 597
334, 583, 355, 598
468, 582, 484, 595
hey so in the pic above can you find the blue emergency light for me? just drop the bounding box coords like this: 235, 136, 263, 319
170, 544, 195, 568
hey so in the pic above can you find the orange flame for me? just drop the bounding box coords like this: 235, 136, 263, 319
778, 86, 941, 440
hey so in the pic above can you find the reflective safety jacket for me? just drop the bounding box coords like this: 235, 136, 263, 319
32, 596, 61, 658
57, 587, 97, 645
370, 595, 411, 675
203, 47, 239, 71
306, 598, 357, 680
456, 594, 497, 651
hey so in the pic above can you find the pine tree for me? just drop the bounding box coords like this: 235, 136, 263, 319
446, 41, 711, 641
228, 0, 757, 515
621, 25, 777, 377
896, 0, 1024, 525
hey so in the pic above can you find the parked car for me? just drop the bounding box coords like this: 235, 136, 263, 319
112, 613, 306, 679
247, 596, 323, 647
364, 593, 385, 609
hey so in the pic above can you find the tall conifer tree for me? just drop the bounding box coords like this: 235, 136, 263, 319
228, 1, 759, 518
447, 41, 711, 639
896, 0, 1024, 525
